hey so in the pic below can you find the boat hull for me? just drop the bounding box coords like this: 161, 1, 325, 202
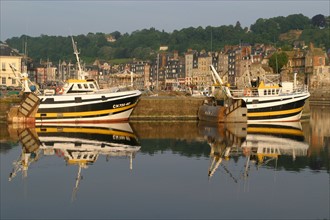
35, 90, 141, 124
241, 92, 310, 122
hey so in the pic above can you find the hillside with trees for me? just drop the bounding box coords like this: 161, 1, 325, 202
3, 13, 329, 64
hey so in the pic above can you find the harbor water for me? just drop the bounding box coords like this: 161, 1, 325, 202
0, 102, 329, 219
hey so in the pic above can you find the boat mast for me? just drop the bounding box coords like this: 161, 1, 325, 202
210, 65, 232, 98
156, 53, 159, 90
71, 36, 84, 80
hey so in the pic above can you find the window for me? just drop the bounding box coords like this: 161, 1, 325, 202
2, 77, 6, 84
89, 84, 95, 89
1, 63, 5, 71
84, 84, 88, 89
75, 97, 82, 103
77, 84, 82, 89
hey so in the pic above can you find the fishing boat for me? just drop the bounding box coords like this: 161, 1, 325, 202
7, 37, 141, 124
209, 65, 310, 122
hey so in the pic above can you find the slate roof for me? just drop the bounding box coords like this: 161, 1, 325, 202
0, 43, 21, 56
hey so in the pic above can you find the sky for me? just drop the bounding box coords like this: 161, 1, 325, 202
1, 0, 329, 41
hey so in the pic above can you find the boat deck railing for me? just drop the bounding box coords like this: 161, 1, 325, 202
229, 85, 309, 98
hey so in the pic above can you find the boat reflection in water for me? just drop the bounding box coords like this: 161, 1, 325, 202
8, 123, 141, 200
242, 122, 308, 169
198, 121, 309, 179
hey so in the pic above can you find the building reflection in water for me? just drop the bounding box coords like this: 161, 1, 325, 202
7, 123, 141, 201
308, 105, 330, 156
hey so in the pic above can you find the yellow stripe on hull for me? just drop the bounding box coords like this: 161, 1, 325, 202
247, 106, 303, 117
35, 103, 136, 118
247, 127, 303, 136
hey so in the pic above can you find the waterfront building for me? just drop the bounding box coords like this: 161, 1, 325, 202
130, 61, 148, 90
306, 43, 330, 89
217, 51, 229, 83
285, 49, 306, 74
196, 51, 212, 90
305, 43, 328, 74
184, 49, 195, 87
0, 43, 23, 88
165, 51, 182, 90
211, 52, 219, 71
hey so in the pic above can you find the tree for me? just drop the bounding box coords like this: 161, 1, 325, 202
235, 21, 242, 30
312, 14, 326, 28
269, 52, 288, 74
110, 31, 122, 40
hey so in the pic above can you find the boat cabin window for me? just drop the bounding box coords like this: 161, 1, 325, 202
263, 148, 278, 154
272, 89, 275, 95
276, 89, 279, 94
89, 84, 95, 89
84, 84, 88, 89
78, 84, 82, 89
264, 90, 267, 95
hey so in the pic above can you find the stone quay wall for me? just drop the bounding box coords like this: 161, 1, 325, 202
130, 96, 205, 121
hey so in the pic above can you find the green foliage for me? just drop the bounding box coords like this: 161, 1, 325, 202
300, 28, 330, 49
312, 14, 326, 28
4, 14, 329, 65
269, 52, 289, 73
109, 58, 133, 65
